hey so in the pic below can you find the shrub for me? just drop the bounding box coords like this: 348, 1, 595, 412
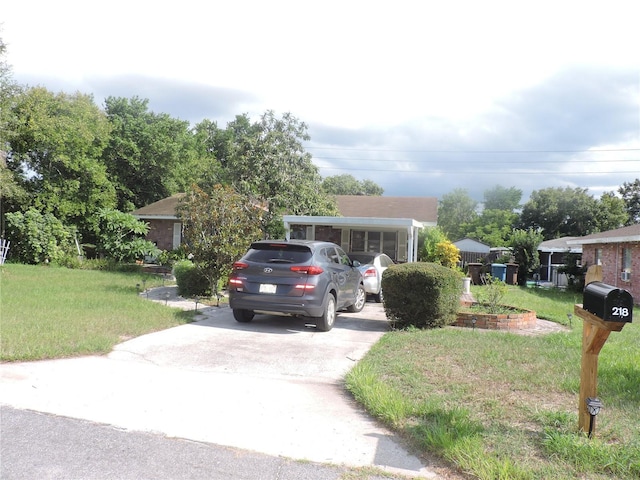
382, 262, 462, 329
5, 208, 77, 264
173, 260, 209, 297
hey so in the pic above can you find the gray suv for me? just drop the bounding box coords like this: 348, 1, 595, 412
228, 240, 366, 331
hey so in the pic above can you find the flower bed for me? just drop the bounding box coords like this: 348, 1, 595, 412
455, 304, 537, 330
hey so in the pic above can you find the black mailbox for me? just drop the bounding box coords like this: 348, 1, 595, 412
583, 282, 633, 323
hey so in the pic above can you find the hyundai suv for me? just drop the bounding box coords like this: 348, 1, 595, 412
228, 240, 366, 331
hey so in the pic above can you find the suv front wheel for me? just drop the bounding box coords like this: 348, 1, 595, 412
347, 284, 366, 313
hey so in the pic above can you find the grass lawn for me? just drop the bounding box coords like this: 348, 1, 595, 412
0, 263, 195, 361
346, 285, 640, 479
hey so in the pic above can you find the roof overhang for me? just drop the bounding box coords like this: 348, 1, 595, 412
567, 235, 640, 245
282, 215, 426, 229
132, 214, 178, 220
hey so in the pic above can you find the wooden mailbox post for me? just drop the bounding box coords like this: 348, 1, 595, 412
574, 266, 633, 436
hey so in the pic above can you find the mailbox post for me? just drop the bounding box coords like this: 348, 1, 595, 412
575, 269, 633, 437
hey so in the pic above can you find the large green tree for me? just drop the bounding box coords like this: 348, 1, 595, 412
595, 191, 629, 231
518, 187, 599, 240
102, 96, 197, 212
465, 209, 519, 247
483, 185, 522, 211
211, 111, 338, 235
0, 35, 26, 236
7, 87, 115, 241
437, 188, 478, 241
322, 174, 383, 195
177, 184, 263, 295
618, 178, 640, 225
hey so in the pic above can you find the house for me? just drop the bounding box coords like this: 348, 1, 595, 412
131, 194, 185, 251
567, 224, 640, 302
283, 196, 438, 263
537, 237, 582, 286
132, 194, 438, 263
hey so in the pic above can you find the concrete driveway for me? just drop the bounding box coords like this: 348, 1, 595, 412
0, 287, 445, 478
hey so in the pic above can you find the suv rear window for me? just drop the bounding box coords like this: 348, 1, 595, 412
244, 244, 313, 264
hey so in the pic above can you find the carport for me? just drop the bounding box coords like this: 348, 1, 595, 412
282, 215, 424, 263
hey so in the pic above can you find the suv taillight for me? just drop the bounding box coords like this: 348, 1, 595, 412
233, 261, 249, 270
290, 265, 324, 275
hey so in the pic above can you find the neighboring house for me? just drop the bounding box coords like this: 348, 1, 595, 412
454, 238, 490, 266
132, 194, 438, 263
283, 196, 438, 263
567, 224, 640, 302
537, 237, 582, 285
131, 194, 185, 251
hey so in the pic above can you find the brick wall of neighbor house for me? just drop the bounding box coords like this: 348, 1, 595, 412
146, 219, 179, 251
582, 243, 639, 303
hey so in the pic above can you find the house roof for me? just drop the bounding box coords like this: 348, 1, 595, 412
334, 195, 437, 224
131, 194, 185, 219
566, 224, 640, 245
132, 194, 439, 224
538, 236, 582, 253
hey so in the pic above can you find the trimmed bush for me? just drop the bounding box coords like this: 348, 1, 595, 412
382, 262, 462, 329
173, 260, 210, 297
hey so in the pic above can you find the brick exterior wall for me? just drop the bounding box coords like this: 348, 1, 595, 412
582, 242, 639, 304
146, 220, 181, 251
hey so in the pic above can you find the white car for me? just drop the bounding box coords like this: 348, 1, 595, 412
347, 252, 394, 303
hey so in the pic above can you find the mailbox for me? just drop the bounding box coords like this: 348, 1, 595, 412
583, 282, 633, 323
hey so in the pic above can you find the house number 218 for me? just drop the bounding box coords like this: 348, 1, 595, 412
612, 307, 629, 317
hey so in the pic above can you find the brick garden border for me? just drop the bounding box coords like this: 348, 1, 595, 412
455, 304, 537, 330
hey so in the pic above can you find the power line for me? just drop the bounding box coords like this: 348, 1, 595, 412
315, 166, 640, 175
305, 146, 640, 154
313, 157, 640, 164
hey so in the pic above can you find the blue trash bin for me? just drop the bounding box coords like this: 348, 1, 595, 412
491, 263, 507, 282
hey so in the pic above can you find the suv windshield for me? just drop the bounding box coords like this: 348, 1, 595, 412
244, 244, 313, 264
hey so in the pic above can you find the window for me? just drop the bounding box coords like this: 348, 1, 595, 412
594, 248, 602, 266
622, 247, 632, 272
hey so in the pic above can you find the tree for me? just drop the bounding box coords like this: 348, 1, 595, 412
177, 184, 263, 295
437, 188, 478, 241
464, 209, 518, 247
509, 228, 544, 285
95, 208, 159, 262
101, 96, 196, 212
483, 185, 522, 211
518, 187, 599, 240
618, 178, 640, 225
212, 111, 338, 236
595, 191, 628, 231
7, 87, 116, 242
418, 226, 448, 262
322, 174, 383, 195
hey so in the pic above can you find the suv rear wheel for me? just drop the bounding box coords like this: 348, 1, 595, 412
233, 309, 254, 323
315, 293, 336, 332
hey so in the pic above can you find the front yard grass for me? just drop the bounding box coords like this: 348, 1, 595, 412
346, 285, 640, 479
0, 264, 195, 361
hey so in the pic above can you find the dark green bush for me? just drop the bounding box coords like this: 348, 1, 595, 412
173, 260, 210, 297
382, 262, 462, 329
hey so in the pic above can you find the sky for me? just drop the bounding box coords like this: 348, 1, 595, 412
3, 0, 639, 203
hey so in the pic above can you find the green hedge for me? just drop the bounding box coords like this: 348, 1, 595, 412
382, 262, 462, 329
173, 260, 210, 297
